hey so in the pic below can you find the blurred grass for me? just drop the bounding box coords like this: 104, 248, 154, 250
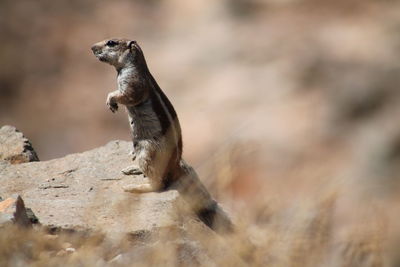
0, 187, 388, 266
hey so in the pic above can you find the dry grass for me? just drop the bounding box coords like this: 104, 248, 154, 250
0, 156, 393, 267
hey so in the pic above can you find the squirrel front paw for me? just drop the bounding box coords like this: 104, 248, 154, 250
106, 94, 118, 113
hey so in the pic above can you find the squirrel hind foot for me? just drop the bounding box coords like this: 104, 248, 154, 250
122, 183, 157, 193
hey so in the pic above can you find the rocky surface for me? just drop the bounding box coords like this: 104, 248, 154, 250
0, 125, 39, 164
0, 136, 204, 236
0, 194, 32, 227
0, 127, 245, 265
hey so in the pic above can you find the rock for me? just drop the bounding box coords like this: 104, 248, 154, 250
0, 130, 243, 266
0, 125, 39, 164
0, 139, 199, 235
0, 195, 33, 227
26, 207, 40, 224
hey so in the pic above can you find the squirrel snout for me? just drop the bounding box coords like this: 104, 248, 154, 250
91, 45, 101, 54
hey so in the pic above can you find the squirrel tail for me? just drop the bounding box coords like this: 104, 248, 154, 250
196, 201, 234, 234
170, 160, 234, 234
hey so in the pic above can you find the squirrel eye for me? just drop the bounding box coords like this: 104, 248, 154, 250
106, 40, 118, 47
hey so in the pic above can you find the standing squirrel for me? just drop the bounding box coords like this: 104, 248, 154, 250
91, 38, 233, 233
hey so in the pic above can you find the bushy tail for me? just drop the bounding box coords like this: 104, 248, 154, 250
170, 160, 234, 234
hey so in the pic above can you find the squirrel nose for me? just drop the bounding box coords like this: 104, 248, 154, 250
91, 45, 100, 53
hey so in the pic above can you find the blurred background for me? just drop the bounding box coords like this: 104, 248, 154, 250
1, 0, 400, 265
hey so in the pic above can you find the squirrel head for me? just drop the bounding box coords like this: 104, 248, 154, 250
91, 38, 145, 70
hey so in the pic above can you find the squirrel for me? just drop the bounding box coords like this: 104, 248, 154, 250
91, 38, 233, 233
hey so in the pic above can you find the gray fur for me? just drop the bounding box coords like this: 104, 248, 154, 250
126, 103, 162, 140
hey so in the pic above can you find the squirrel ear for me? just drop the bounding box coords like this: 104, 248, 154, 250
128, 40, 137, 50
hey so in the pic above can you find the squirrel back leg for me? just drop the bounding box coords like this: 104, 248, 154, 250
122, 140, 170, 193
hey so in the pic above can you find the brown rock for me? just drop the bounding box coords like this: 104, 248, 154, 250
0, 195, 32, 227
0, 125, 39, 164
0, 137, 242, 266
0, 140, 199, 235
